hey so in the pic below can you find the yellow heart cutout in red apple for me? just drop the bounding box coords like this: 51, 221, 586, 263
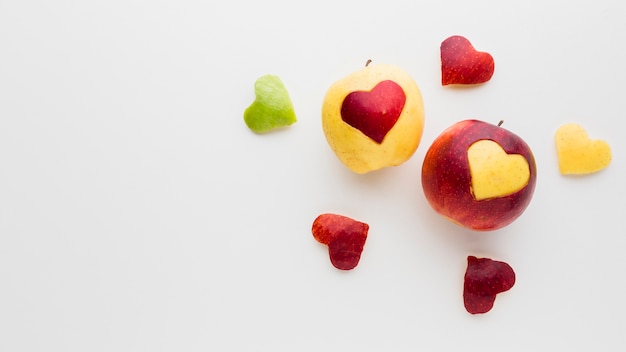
468, 140, 530, 200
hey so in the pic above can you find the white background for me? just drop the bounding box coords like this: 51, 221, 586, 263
1, 0, 625, 351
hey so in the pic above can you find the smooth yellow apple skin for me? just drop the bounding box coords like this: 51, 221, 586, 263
322, 64, 425, 174
555, 123, 611, 175
468, 140, 530, 200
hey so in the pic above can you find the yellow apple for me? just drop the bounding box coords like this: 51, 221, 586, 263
321, 63, 425, 174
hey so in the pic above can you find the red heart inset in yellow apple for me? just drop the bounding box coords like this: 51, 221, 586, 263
340, 80, 406, 144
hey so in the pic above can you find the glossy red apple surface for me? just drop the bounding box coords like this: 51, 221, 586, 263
421, 120, 536, 231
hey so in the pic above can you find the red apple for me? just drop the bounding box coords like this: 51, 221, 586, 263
421, 120, 536, 231
440, 35, 494, 86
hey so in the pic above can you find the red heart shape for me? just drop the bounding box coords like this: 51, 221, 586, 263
441, 35, 494, 86
340, 80, 406, 144
463, 256, 515, 314
312, 213, 369, 270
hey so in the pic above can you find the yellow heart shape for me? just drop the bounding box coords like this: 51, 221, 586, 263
468, 140, 530, 200
555, 123, 612, 175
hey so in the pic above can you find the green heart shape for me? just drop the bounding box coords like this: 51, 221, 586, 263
244, 75, 297, 133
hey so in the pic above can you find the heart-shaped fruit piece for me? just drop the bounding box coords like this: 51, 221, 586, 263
311, 213, 369, 270
464, 256, 516, 314
555, 123, 612, 175
243, 74, 297, 133
341, 80, 406, 144
468, 140, 530, 200
322, 63, 425, 174
441, 35, 494, 86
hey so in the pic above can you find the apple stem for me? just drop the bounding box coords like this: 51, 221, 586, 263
365, 59, 372, 67
498, 120, 504, 127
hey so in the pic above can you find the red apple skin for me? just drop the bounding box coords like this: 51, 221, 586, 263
340, 80, 406, 144
441, 35, 494, 86
312, 213, 369, 270
464, 256, 516, 314
421, 120, 536, 231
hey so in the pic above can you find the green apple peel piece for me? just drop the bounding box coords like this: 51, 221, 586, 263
244, 75, 297, 133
